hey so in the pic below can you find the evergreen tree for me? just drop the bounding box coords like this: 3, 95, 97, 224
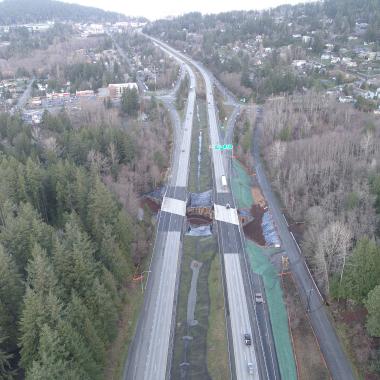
66, 293, 105, 366
0, 203, 53, 276
19, 290, 62, 370
365, 285, 380, 337
115, 210, 133, 255
24, 158, 47, 220
85, 278, 118, 343
87, 178, 119, 242
26, 325, 81, 380
53, 216, 98, 301
26, 244, 58, 296
56, 319, 100, 380
98, 224, 129, 284
339, 238, 380, 303
0, 246, 23, 352
0, 330, 16, 380
121, 87, 139, 117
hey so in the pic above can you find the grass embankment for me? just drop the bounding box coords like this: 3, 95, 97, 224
214, 84, 234, 135
171, 236, 230, 379
104, 215, 156, 379
188, 98, 212, 193
104, 285, 145, 380
207, 252, 230, 380
104, 239, 153, 380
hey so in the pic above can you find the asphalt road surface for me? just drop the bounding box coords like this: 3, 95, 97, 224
253, 109, 356, 380
122, 42, 196, 380
149, 36, 280, 380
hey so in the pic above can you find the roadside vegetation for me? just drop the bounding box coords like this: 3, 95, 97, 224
175, 74, 189, 111
113, 31, 180, 91
0, 87, 171, 379
261, 91, 380, 376
207, 253, 230, 379
171, 236, 229, 379
187, 99, 212, 193
282, 273, 330, 380
233, 107, 255, 164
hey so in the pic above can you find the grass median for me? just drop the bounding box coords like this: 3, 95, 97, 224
207, 251, 230, 379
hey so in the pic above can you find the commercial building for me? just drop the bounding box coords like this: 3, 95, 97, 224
108, 83, 138, 98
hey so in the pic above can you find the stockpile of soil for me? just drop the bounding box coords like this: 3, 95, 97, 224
252, 186, 266, 208
243, 204, 265, 246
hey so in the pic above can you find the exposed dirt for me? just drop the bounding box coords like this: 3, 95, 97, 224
243, 204, 266, 246
281, 273, 330, 380
252, 186, 266, 208
187, 215, 213, 225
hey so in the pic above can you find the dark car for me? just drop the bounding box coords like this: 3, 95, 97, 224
244, 333, 252, 345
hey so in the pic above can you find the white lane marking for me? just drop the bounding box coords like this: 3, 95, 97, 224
144, 232, 181, 380
224, 254, 259, 380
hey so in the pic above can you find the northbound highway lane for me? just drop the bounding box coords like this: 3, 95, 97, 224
150, 36, 280, 380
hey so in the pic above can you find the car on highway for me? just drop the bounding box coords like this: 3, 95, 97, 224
248, 362, 254, 375
255, 293, 264, 303
244, 333, 252, 345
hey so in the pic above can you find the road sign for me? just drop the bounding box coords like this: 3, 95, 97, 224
214, 144, 233, 150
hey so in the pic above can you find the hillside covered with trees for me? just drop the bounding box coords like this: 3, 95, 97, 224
262, 91, 380, 375
0, 0, 127, 24
145, 0, 380, 101
0, 103, 170, 378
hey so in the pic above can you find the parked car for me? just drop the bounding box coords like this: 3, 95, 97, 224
248, 362, 254, 375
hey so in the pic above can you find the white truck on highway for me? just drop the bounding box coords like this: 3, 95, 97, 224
221, 175, 227, 188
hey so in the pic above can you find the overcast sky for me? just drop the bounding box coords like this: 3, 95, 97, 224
61, 0, 313, 21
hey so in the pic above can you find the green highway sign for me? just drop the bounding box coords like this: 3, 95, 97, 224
214, 144, 233, 150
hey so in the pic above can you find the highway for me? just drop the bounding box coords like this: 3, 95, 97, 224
150, 36, 280, 380
122, 41, 196, 380
253, 109, 356, 380
189, 48, 280, 380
